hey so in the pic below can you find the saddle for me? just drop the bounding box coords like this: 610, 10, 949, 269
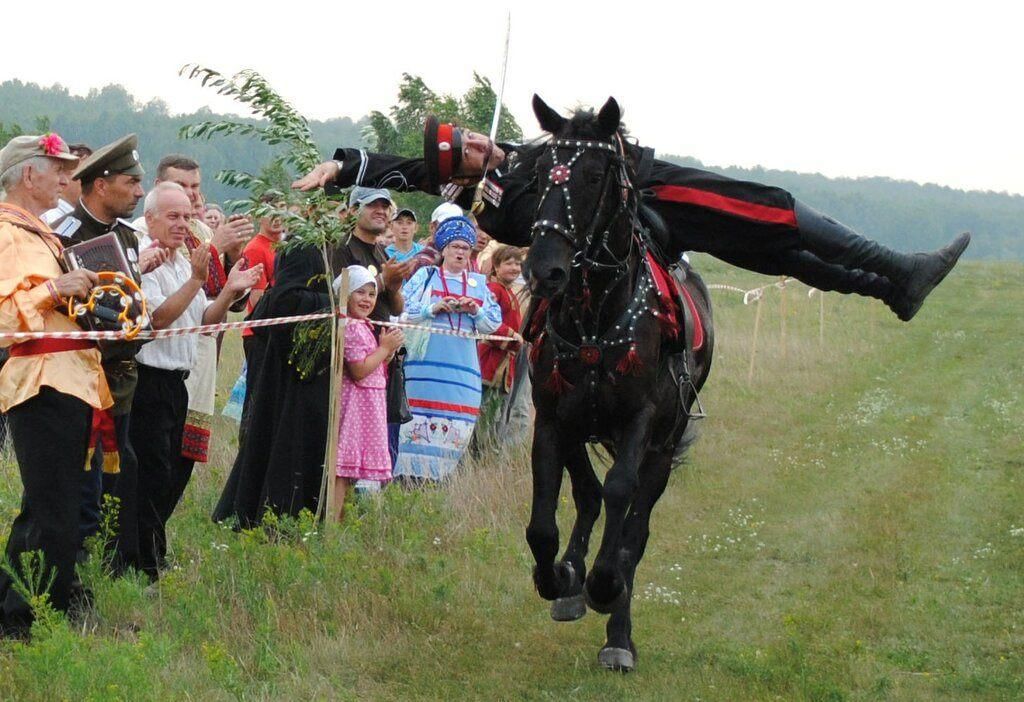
643, 251, 704, 354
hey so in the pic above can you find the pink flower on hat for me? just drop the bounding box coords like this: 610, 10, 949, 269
38, 133, 66, 157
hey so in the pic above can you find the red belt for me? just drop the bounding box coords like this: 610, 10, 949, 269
9, 338, 95, 357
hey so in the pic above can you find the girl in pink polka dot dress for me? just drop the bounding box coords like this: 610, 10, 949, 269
334, 266, 404, 522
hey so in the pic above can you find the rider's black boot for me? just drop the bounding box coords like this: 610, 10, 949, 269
793, 200, 971, 321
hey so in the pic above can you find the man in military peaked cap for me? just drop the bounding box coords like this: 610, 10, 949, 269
51, 133, 168, 571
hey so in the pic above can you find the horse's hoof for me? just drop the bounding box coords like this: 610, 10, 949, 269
598, 646, 636, 673
584, 582, 630, 615
550, 593, 586, 622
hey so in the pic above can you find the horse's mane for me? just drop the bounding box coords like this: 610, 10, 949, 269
514, 108, 632, 174
564, 107, 630, 140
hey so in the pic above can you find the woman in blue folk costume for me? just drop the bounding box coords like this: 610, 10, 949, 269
396, 216, 503, 482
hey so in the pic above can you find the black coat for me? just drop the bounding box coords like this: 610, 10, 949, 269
213, 246, 331, 527
329, 144, 800, 259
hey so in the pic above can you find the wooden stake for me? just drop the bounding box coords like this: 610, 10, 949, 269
748, 296, 763, 385
779, 277, 787, 359
318, 260, 348, 525
819, 291, 825, 349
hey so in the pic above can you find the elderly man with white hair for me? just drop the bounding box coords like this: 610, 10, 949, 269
126, 181, 261, 581
0, 133, 111, 637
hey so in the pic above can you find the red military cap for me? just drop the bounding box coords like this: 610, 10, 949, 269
423, 115, 463, 192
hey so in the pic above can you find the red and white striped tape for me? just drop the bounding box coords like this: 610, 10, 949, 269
0, 310, 519, 344
708, 277, 797, 305
3, 276, 821, 344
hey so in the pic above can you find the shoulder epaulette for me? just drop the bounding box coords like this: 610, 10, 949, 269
115, 218, 142, 234
53, 216, 82, 239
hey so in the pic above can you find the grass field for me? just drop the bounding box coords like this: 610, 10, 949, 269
0, 255, 1020, 701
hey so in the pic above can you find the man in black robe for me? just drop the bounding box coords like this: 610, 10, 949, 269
212, 245, 332, 527
293, 97, 969, 322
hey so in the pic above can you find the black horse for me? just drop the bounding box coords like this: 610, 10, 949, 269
524, 95, 715, 672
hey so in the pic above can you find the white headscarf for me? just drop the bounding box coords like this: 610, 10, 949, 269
333, 264, 377, 296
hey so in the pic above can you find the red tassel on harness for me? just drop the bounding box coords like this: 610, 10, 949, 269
616, 344, 643, 376
658, 313, 680, 340
529, 333, 544, 364
581, 286, 592, 311
545, 362, 573, 394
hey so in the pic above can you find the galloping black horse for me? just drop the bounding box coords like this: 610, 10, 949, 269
524, 95, 715, 672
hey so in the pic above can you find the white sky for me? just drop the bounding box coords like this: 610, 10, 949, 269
4, 0, 1022, 194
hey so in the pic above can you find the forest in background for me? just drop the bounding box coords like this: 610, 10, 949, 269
2, 78, 1021, 260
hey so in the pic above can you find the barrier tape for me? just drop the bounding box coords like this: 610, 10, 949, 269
2, 276, 820, 343
0, 309, 519, 344
708, 277, 798, 305
366, 318, 518, 344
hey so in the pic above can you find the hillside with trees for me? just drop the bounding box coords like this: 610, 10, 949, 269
0, 79, 367, 207
2, 78, 1021, 260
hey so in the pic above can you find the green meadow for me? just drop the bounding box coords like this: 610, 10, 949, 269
0, 255, 1020, 701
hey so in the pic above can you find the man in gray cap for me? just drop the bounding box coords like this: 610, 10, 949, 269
0, 133, 110, 636
332, 187, 414, 471
332, 187, 411, 322
51, 133, 168, 569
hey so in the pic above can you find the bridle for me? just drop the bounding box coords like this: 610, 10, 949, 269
529, 133, 664, 392
531, 135, 638, 273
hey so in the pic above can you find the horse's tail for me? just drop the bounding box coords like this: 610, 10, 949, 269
671, 418, 701, 467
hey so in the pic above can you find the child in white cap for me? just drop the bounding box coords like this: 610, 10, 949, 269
332, 265, 404, 521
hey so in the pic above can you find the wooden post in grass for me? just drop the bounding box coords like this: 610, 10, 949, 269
779, 277, 787, 359
748, 295, 763, 384
322, 266, 349, 523
818, 290, 825, 348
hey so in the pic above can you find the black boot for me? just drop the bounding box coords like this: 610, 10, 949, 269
794, 200, 971, 321
721, 248, 900, 307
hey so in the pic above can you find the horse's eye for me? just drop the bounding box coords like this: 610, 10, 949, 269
588, 172, 603, 185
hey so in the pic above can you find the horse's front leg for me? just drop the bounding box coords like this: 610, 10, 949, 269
585, 405, 655, 614
550, 443, 603, 621
526, 416, 569, 601
599, 449, 673, 672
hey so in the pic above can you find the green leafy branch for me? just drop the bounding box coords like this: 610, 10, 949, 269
177, 64, 350, 255
178, 64, 351, 523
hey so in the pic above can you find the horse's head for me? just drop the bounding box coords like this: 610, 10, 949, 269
527, 95, 635, 299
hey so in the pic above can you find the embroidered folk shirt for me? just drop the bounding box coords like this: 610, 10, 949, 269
0, 203, 112, 412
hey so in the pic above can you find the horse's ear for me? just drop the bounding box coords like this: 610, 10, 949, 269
533, 94, 566, 134
597, 97, 621, 138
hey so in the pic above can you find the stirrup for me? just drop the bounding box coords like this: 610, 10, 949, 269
685, 379, 706, 420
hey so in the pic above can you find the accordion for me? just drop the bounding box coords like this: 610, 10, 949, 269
62, 232, 149, 336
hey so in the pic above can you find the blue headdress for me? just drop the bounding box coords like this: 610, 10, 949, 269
434, 215, 477, 252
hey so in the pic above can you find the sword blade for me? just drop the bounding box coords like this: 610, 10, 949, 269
487, 12, 512, 143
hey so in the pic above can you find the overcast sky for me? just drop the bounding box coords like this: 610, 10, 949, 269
4, 0, 1021, 194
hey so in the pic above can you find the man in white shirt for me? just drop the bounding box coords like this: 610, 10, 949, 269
127, 182, 261, 580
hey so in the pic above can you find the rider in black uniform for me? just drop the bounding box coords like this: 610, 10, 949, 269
293, 103, 969, 322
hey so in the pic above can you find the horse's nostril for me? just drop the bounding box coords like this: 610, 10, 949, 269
547, 268, 567, 283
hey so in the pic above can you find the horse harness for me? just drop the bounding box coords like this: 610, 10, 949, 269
529, 136, 704, 440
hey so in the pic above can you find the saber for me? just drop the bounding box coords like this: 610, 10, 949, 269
472, 12, 511, 213
488, 12, 512, 143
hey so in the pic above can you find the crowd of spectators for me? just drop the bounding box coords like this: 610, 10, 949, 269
0, 132, 529, 637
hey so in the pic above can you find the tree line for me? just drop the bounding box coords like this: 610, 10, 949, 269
2, 77, 1020, 260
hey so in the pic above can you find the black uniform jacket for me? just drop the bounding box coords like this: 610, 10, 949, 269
51, 202, 145, 414
330, 143, 801, 260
